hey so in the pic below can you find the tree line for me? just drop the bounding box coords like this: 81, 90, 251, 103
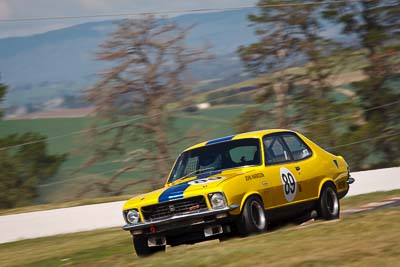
235, 0, 400, 170
0, 84, 66, 208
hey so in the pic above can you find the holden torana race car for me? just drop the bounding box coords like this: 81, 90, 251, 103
122, 129, 354, 256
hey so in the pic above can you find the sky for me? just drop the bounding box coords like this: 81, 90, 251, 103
0, 0, 257, 38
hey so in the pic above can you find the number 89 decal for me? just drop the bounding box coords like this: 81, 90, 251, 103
280, 167, 297, 202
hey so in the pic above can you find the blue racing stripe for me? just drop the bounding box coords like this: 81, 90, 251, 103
158, 182, 191, 202
206, 135, 235, 145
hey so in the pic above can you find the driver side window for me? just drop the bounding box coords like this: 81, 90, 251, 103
229, 145, 260, 166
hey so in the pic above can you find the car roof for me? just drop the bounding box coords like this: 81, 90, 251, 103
183, 129, 296, 151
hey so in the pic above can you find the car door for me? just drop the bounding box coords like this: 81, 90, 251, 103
280, 132, 319, 200
260, 134, 304, 208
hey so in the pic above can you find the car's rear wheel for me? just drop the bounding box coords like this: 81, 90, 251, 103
236, 195, 267, 235
318, 184, 340, 220
133, 236, 165, 257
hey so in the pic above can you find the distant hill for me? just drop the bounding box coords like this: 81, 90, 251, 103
0, 8, 349, 110
0, 9, 258, 108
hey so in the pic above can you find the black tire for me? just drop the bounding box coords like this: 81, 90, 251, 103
236, 195, 267, 235
133, 236, 166, 257
318, 184, 340, 220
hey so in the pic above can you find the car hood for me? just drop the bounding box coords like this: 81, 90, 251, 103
123, 168, 255, 210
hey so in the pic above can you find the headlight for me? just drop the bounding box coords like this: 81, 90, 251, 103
126, 209, 140, 224
208, 192, 227, 209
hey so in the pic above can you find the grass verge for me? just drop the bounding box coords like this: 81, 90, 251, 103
341, 189, 400, 210
0, 191, 399, 267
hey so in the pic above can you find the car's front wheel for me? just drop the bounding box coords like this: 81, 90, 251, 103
133, 236, 166, 257
318, 184, 340, 220
236, 195, 267, 235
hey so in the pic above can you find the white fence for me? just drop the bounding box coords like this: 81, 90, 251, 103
0, 167, 399, 244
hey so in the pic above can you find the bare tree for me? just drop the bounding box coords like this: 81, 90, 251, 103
236, 0, 354, 145
80, 16, 210, 196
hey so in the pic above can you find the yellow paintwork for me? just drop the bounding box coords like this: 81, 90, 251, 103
123, 129, 349, 219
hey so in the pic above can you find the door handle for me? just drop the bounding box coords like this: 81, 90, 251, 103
295, 166, 301, 171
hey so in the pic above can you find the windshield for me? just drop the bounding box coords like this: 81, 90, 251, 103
168, 138, 261, 182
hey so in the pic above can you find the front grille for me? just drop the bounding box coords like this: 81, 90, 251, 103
141, 196, 208, 222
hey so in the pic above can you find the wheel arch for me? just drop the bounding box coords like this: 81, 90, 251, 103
317, 178, 337, 198
239, 192, 264, 212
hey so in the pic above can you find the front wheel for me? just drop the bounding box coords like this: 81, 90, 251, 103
318, 184, 340, 220
133, 236, 165, 257
236, 195, 267, 235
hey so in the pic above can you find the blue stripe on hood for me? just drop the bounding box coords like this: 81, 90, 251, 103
158, 170, 223, 202
158, 182, 191, 202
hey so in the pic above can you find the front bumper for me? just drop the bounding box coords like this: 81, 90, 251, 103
122, 204, 239, 231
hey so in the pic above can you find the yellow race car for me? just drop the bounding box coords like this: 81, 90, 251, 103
122, 129, 354, 256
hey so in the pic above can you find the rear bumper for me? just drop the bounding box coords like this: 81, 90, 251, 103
338, 176, 355, 199
122, 204, 239, 232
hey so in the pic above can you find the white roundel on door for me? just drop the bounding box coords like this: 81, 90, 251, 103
280, 167, 297, 202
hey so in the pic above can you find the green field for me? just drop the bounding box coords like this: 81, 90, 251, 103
0, 191, 399, 267
0, 66, 376, 205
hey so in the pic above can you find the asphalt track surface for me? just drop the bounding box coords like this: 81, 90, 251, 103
0, 167, 399, 244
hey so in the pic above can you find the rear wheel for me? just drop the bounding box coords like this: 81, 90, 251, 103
133, 236, 165, 257
236, 195, 267, 235
318, 184, 340, 220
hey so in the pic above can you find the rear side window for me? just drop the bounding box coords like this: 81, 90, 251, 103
281, 133, 312, 161
263, 135, 291, 164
